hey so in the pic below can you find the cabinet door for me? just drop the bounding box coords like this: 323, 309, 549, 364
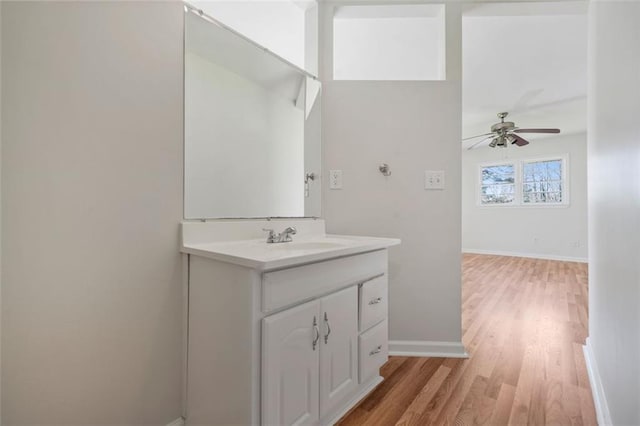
319, 286, 358, 417
262, 300, 320, 426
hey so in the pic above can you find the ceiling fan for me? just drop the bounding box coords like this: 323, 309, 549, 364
464, 112, 560, 149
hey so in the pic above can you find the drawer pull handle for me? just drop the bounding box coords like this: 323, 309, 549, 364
312, 316, 320, 351
369, 345, 382, 356
369, 297, 382, 305
324, 312, 331, 344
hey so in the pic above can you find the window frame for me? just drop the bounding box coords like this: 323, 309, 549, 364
477, 154, 570, 208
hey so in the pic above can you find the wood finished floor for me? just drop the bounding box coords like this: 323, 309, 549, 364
337, 254, 596, 426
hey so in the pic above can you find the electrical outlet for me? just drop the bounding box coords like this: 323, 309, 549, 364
329, 170, 343, 189
424, 170, 445, 190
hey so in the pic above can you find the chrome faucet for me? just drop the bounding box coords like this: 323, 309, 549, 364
281, 227, 297, 242
263, 226, 297, 243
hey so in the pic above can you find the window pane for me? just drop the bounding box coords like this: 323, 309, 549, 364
523, 159, 562, 182
482, 164, 514, 185
523, 182, 563, 193
481, 184, 515, 204
522, 159, 564, 204
523, 192, 563, 204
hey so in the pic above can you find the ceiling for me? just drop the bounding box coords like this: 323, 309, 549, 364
462, 2, 588, 149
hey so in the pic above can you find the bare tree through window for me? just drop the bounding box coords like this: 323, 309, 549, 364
479, 157, 566, 206
481, 164, 515, 204
522, 159, 563, 204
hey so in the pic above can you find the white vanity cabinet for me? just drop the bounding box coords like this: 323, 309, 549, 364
262, 286, 358, 426
182, 222, 399, 426
262, 300, 321, 426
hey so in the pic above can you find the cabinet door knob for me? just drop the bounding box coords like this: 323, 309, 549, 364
368, 297, 382, 305
369, 345, 382, 356
312, 316, 320, 351
324, 312, 331, 344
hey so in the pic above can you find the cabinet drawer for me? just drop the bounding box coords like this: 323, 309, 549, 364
358, 319, 388, 383
262, 250, 388, 313
359, 275, 387, 332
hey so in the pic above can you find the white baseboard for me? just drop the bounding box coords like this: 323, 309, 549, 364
583, 338, 612, 426
389, 340, 469, 358
462, 248, 588, 263
166, 417, 185, 426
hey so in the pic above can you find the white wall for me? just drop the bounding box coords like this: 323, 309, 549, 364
462, 133, 588, 261
189, 0, 308, 70
1, 2, 184, 424
0, 2, 3, 421
184, 52, 304, 219
587, 2, 640, 425
321, 2, 464, 354
333, 4, 445, 81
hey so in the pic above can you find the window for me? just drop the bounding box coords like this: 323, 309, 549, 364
522, 159, 564, 204
480, 164, 515, 205
479, 156, 568, 206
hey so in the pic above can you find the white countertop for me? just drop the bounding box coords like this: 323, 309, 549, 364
181, 234, 401, 271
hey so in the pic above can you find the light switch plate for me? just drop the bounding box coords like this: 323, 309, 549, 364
425, 170, 445, 190
329, 170, 343, 189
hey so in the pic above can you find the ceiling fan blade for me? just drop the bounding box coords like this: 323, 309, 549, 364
467, 136, 494, 150
513, 128, 560, 134
511, 134, 530, 147
462, 132, 494, 141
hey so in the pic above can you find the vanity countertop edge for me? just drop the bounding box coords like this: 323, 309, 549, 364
181, 234, 401, 271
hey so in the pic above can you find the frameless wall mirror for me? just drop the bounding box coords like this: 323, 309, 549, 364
184, 5, 322, 219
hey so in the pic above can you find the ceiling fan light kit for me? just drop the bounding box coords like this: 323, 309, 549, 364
465, 112, 561, 150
